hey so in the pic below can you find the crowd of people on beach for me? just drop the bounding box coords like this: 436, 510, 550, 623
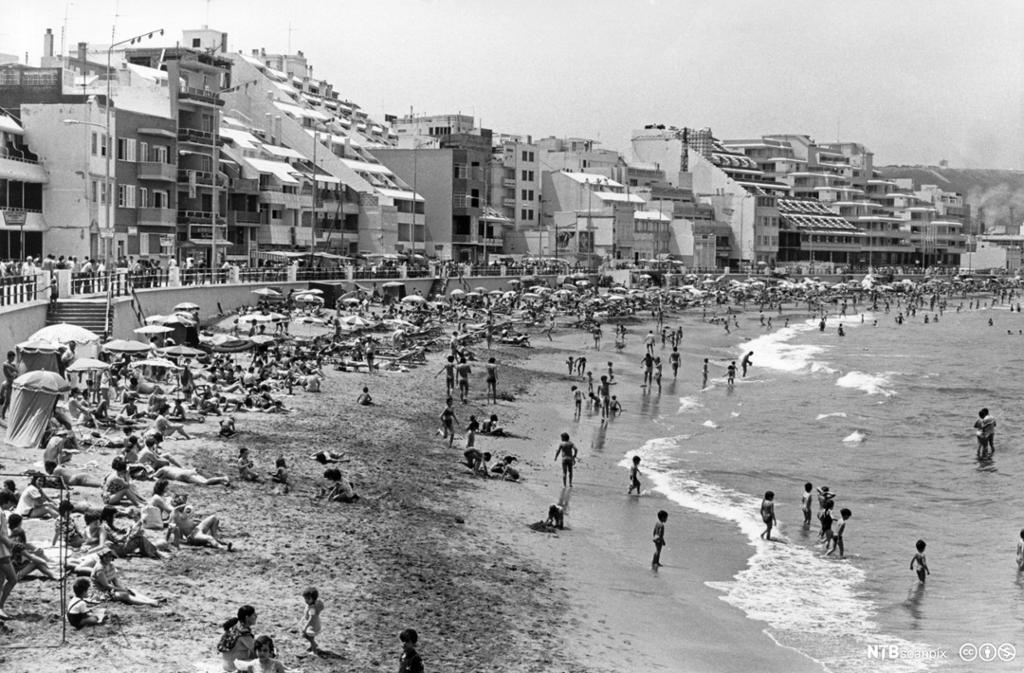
3, 268, 1024, 669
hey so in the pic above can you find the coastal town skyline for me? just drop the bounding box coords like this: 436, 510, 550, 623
6, 0, 1023, 170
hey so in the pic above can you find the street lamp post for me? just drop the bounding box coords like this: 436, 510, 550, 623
101, 28, 163, 266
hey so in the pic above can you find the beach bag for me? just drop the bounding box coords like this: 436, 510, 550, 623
141, 505, 164, 530
216, 625, 240, 653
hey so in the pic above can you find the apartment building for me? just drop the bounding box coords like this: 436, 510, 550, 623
377, 127, 507, 263
490, 134, 541, 246
0, 104, 46, 258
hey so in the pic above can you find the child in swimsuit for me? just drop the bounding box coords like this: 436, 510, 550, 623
910, 540, 930, 582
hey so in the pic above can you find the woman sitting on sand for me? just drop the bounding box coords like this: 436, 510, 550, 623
90, 547, 162, 607
15, 473, 59, 519
168, 497, 231, 551
8, 513, 58, 580
149, 403, 191, 440
218, 605, 257, 672
141, 479, 174, 531
98, 506, 162, 559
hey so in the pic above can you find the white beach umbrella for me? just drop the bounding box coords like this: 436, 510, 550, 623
252, 287, 282, 297
134, 324, 174, 335
29, 323, 99, 344
450, 288, 466, 296
130, 357, 181, 370
401, 295, 426, 304
173, 302, 201, 311
65, 358, 110, 372
103, 339, 152, 354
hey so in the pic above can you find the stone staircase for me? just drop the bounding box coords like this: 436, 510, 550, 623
45, 301, 113, 338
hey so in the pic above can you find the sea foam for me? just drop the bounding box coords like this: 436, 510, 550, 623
836, 371, 896, 397
622, 439, 934, 672
677, 396, 702, 413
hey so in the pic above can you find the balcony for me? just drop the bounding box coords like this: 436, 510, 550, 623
229, 210, 262, 227
451, 234, 475, 244
177, 210, 226, 225
503, 178, 516, 188
137, 207, 176, 227
229, 177, 259, 193
137, 162, 177, 181
502, 198, 516, 208
187, 223, 228, 244
259, 190, 308, 209
178, 87, 225, 107
177, 169, 215, 185
178, 127, 215, 145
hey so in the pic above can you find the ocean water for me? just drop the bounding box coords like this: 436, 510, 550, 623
610, 300, 1024, 672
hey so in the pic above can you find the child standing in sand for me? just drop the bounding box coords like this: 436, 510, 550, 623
627, 456, 642, 495
652, 510, 668, 567
398, 628, 424, 673
301, 587, 325, 655
826, 508, 851, 557
910, 540, 930, 582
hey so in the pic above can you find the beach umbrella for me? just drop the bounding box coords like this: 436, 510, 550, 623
249, 334, 277, 346
204, 334, 253, 353
134, 324, 174, 335
293, 293, 324, 304
507, 279, 522, 285
173, 302, 200, 311
103, 339, 152, 354
340, 297, 360, 305
521, 293, 541, 300
382, 281, 405, 288
238, 312, 286, 323
252, 287, 282, 297
160, 345, 205, 357
299, 288, 324, 295
401, 295, 426, 304
13, 369, 71, 395
450, 288, 466, 296
488, 290, 503, 296
29, 323, 99, 344
466, 292, 481, 298
65, 358, 110, 373
130, 358, 181, 370
473, 286, 489, 293
574, 280, 590, 286
341, 315, 371, 327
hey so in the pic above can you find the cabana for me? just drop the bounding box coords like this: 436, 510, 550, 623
4, 370, 71, 449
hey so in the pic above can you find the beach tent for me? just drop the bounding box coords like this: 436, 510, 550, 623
16, 338, 62, 374
4, 370, 71, 449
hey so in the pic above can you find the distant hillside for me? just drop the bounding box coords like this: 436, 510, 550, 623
879, 165, 1024, 227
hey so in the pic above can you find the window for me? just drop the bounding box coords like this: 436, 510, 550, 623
520, 189, 534, 201
520, 208, 534, 221
153, 145, 169, 163
139, 187, 148, 208
116, 138, 137, 162
91, 132, 98, 156
521, 150, 529, 162
91, 180, 99, 203
118, 184, 136, 208
139, 141, 148, 162
153, 190, 168, 208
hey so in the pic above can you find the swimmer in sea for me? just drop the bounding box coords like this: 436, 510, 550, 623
910, 539, 930, 582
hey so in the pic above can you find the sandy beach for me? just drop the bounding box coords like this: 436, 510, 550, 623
0, 308, 825, 673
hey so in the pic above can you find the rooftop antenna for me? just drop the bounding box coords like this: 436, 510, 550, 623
206, 0, 212, 25
60, 1, 72, 61
287, 22, 296, 54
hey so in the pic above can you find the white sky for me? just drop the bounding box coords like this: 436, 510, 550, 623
6, 0, 1023, 169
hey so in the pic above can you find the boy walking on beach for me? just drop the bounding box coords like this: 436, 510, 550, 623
726, 361, 737, 386
701, 358, 709, 389
554, 433, 578, 487
652, 510, 668, 567
300, 587, 324, 655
